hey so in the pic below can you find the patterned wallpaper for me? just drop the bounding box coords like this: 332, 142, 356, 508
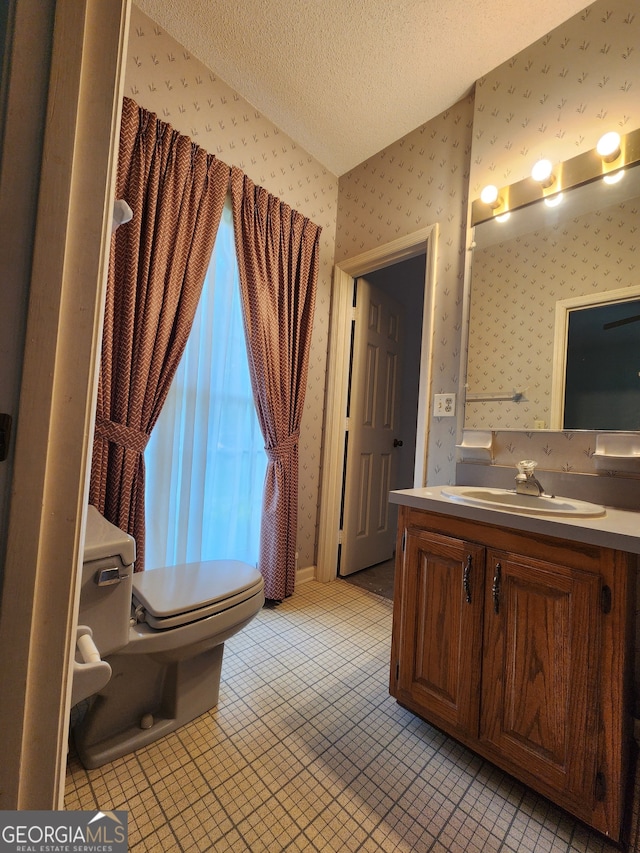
336, 100, 475, 485
125, 5, 338, 570
339, 0, 640, 487
471, 0, 640, 195
466, 0, 640, 473
127, 0, 640, 573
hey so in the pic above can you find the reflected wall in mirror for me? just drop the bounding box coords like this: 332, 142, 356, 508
464, 160, 640, 431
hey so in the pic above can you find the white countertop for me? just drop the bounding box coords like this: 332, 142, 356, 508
390, 485, 640, 554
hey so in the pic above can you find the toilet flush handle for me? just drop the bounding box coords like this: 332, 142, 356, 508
95, 566, 124, 586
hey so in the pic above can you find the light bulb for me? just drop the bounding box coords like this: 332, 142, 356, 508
480, 185, 500, 206
596, 131, 621, 162
531, 158, 555, 187
495, 212, 511, 223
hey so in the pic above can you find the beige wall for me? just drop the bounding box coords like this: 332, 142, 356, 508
470, 0, 640, 194
465, 0, 640, 469
125, 6, 339, 569
336, 99, 475, 485
337, 0, 640, 484
128, 0, 640, 567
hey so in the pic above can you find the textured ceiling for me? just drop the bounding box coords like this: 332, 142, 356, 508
135, 0, 590, 176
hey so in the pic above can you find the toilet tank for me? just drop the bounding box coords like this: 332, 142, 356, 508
80, 506, 136, 657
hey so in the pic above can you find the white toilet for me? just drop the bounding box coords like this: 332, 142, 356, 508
72, 505, 264, 769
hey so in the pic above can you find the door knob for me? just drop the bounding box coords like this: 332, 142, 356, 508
393, 439, 403, 447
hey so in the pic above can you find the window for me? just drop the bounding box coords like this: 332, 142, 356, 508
144, 199, 266, 570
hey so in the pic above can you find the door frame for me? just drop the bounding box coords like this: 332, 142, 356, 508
316, 226, 438, 583
0, 0, 130, 808
549, 283, 640, 429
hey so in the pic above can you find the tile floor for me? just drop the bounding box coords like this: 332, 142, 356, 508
66, 579, 639, 852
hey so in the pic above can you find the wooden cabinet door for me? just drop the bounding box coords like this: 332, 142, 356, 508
480, 549, 602, 804
395, 528, 485, 738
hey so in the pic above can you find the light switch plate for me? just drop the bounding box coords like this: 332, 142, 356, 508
434, 393, 456, 417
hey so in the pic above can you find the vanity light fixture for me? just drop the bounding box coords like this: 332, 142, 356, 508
531, 158, 555, 188
596, 131, 621, 163
495, 211, 511, 223
470, 125, 640, 229
480, 184, 503, 208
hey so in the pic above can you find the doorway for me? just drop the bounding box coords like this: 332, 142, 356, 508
316, 225, 438, 584
339, 260, 426, 578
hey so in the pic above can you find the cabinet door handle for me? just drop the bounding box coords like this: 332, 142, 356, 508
463, 555, 472, 604
492, 562, 502, 614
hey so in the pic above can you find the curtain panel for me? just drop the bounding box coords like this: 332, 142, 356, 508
89, 97, 229, 570
231, 167, 321, 600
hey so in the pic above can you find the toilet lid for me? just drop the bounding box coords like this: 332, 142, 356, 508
132, 559, 263, 629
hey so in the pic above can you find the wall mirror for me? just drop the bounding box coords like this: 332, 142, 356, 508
464, 140, 640, 432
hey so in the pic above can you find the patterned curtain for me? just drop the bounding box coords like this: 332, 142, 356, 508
90, 98, 230, 570
230, 166, 321, 600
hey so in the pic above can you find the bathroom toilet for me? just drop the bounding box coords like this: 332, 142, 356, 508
73, 505, 264, 769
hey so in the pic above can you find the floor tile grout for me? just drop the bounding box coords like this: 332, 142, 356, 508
66, 578, 638, 852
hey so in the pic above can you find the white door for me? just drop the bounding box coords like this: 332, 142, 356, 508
340, 278, 404, 576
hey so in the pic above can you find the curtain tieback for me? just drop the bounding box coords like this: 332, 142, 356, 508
265, 432, 300, 463
95, 418, 150, 454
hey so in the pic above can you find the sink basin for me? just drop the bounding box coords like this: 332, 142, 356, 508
441, 486, 606, 517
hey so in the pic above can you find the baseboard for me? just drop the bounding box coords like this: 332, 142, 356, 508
296, 564, 316, 584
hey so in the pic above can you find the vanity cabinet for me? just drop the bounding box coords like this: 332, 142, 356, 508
390, 504, 635, 842
480, 549, 601, 803
395, 528, 485, 739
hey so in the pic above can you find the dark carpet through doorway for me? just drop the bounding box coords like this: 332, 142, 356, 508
340, 558, 395, 600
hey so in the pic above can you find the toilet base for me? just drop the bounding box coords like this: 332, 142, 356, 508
74, 643, 224, 769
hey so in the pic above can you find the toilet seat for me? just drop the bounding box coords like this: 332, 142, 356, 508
132, 559, 263, 630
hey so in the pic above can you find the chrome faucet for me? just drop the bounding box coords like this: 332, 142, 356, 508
515, 460, 546, 497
